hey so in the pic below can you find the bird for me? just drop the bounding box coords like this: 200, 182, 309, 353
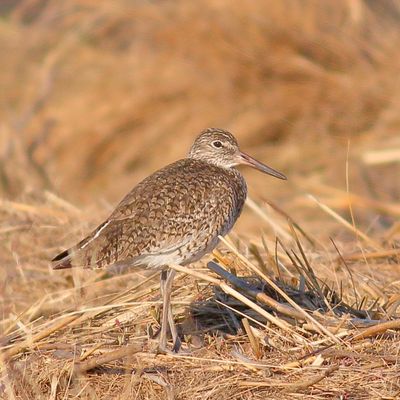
52, 128, 287, 352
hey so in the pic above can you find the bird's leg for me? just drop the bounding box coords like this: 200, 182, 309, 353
159, 268, 178, 352
165, 269, 181, 351
160, 269, 167, 296
159, 269, 168, 350
160, 269, 177, 342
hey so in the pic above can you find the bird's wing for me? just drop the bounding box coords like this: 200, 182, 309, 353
52, 159, 245, 270
52, 216, 195, 270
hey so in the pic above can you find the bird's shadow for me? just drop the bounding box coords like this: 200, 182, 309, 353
184, 287, 262, 337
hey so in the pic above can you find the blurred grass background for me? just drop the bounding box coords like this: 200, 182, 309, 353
1, 3, 400, 398
0, 0, 399, 237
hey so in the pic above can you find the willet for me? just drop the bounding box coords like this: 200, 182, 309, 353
52, 128, 286, 352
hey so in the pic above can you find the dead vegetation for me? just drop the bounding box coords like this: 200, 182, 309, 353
1, 188, 399, 399
1, 0, 400, 207
1, 0, 400, 399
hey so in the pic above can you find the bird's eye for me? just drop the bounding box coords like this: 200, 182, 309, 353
212, 140, 223, 148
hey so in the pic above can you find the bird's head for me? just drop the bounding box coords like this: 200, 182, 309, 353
188, 128, 287, 180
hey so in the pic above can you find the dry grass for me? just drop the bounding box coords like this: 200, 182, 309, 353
1, 0, 399, 209
1, 188, 399, 399
1, 0, 400, 399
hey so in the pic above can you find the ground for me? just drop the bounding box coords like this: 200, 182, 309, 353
1, 188, 399, 399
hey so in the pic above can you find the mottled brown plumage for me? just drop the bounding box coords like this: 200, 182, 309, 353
53, 158, 246, 270
52, 127, 286, 351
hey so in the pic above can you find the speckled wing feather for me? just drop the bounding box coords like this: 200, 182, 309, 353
52, 158, 247, 270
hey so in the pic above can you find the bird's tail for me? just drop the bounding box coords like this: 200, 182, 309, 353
51, 221, 110, 270
52, 248, 73, 269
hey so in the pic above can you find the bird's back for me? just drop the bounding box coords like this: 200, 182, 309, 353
52, 158, 247, 270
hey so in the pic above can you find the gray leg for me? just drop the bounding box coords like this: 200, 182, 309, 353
159, 268, 178, 352
166, 269, 181, 351
160, 270, 176, 339
160, 269, 167, 295
159, 269, 167, 350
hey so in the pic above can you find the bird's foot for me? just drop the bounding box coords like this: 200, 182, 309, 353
157, 337, 192, 355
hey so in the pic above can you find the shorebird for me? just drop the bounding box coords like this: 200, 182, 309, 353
52, 128, 286, 352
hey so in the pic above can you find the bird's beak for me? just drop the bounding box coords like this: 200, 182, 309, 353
239, 151, 287, 180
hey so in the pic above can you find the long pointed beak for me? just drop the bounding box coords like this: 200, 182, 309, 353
239, 151, 287, 180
